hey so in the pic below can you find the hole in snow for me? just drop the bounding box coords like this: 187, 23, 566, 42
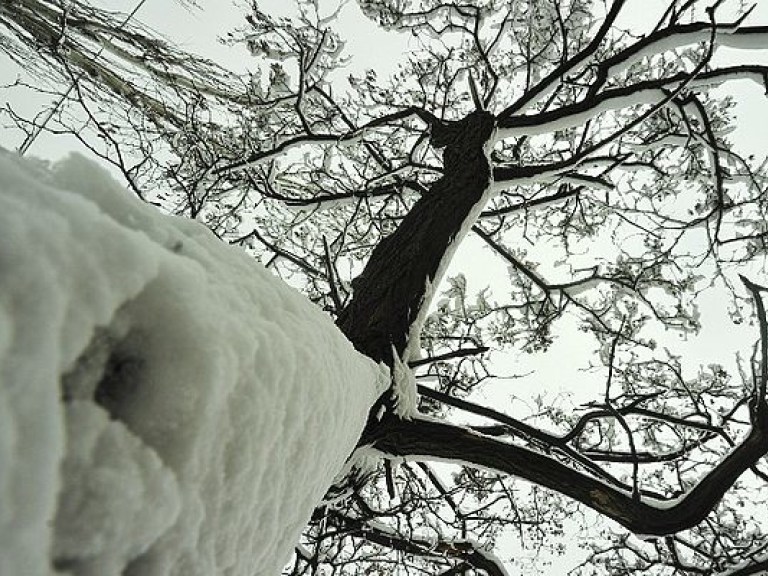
93, 352, 144, 420
61, 323, 144, 421
61, 328, 115, 403
51, 557, 78, 573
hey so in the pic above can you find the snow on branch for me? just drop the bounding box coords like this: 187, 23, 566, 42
496, 66, 768, 141
214, 106, 439, 174
372, 275, 768, 537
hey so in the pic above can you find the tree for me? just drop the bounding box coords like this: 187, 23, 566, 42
3, 0, 768, 573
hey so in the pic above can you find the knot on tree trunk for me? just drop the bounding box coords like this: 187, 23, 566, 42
430, 110, 496, 165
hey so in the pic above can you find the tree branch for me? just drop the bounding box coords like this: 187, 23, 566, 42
369, 404, 768, 536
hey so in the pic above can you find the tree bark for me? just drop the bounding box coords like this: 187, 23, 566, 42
334, 107, 768, 539
369, 404, 768, 536
336, 110, 496, 367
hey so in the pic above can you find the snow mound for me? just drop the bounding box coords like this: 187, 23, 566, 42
0, 151, 386, 576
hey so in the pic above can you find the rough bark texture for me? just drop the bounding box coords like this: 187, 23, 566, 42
336, 110, 495, 367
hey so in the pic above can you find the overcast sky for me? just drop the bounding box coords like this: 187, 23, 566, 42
2, 1, 768, 572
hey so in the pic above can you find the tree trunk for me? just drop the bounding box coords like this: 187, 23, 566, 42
336, 110, 495, 366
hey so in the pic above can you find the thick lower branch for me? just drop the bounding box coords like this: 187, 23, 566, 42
369, 411, 768, 536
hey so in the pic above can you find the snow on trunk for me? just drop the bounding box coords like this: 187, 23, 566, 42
0, 151, 387, 576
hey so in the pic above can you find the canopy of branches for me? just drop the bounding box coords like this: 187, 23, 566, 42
3, 0, 768, 574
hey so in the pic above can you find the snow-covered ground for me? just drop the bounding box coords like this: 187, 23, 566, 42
0, 150, 387, 575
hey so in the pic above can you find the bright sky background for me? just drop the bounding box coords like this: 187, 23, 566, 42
2, 1, 768, 573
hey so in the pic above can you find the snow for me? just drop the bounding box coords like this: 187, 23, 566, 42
498, 65, 767, 143
472, 545, 512, 576
513, 26, 768, 116
0, 151, 387, 576
716, 554, 768, 576
496, 88, 667, 140
391, 347, 419, 418
390, 126, 500, 419
491, 166, 613, 192
605, 28, 768, 82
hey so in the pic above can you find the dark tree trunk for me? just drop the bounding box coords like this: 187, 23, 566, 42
336, 110, 496, 367
334, 108, 768, 537
335, 110, 495, 439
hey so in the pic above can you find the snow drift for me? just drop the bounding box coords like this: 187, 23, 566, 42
0, 151, 386, 576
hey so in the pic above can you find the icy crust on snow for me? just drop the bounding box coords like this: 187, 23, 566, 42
0, 152, 385, 576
